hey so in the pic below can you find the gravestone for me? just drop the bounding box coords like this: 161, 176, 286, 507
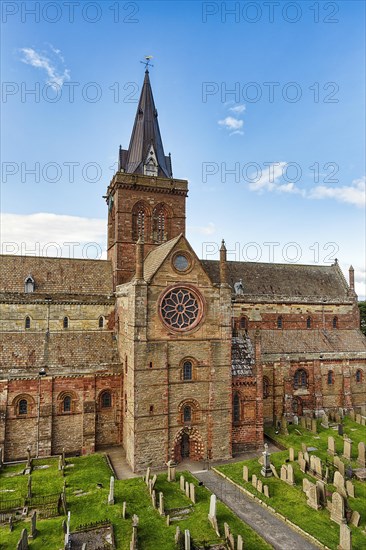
145, 467, 150, 485
328, 436, 336, 456
237, 534, 243, 550
306, 483, 320, 510
180, 475, 185, 491
311, 419, 317, 433
166, 515, 170, 526
293, 415, 299, 425
330, 491, 346, 525
350, 510, 360, 527
257, 479, 263, 493
184, 529, 191, 550
26, 447, 32, 471
108, 476, 115, 505
151, 474, 157, 490
158, 492, 164, 515
130, 514, 139, 550
334, 471, 347, 498
175, 527, 181, 544
349, 410, 355, 421
148, 479, 153, 495
122, 501, 126, 519
338, 423, 344, 436
243, 465, 249, 482
261, 443, 272, 477
313, 456, 322, 477
270, 464, 278, 478
355, 413, 361, 424
339, 523, 352, 550
343, 438, 352, 461
167, 460, 176, 482
252, 474, 257, 488
287, 464, 295, 485
189, 482, 195, 504
17, 528, 28, 550
334, 456, 345, 476
289, 447, 295, 462
280, 465, 287, 482
208, 494, 219, 536
263, 485, 270, 498
185, 481, 190, 498
29, 510, 37, 539
321, 414, 329, 429
306, 417, 312, 431
357, 442, 366, 467
345, 480, 355, 498
27, 476, 32, 499
303, 478, 312, 493
316, 480, 326, 507
300, 416, 306, 429
304, 451, 310, 465
281, 416, 289, 435
65, 511, 71, 549
58, 455, 63, 471
9, 516, 13, 532
151, 489, 156, 508
298, 450, 304, 462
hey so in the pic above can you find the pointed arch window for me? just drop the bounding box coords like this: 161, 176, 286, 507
263, 377, 270, 398
294, 369, 308, 389
356, 369, 363, 383
63, 395, 72, 412
101, 391, 112, 409
63, 316, 69, 329
333, 316, 338, 329
240, 316, 248, 330
98, 316, 104, 328
327, 371, 334, 385
153, 204, 170, 244
132, 202, 149, 242
277, 316, 283, 329
233, 392, 240, 423
306, 316, 311, 329
25, 316, 31, 329
24, 275, 35, 293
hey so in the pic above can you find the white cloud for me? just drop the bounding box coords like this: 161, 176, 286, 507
218, 117, 243, 131
19, 46, 70, 88
248, 161, 302, 194
309, 176, 366, 208
229, 104, 246, 114
188, 222, 216, 235
1, 213, 106, 259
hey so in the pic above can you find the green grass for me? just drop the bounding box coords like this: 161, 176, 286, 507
217, 417, 366, 550
0, 454, 271, 549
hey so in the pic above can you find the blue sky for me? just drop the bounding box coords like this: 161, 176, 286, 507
1, 0, 365, 297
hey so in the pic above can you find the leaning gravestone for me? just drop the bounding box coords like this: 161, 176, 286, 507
252, 474, 257, 488
350, 510, 360, 527
316, 480, 326, 507
345, 480, 355, 498
306, 483, 320, 510
343, 438, 352, 461
334, 471, 347, 498
257, 479, 263, 493
263, 485, 270, 498
289, 447, 295, 461
208, 494, 220, 536
328, 436, 336, 456
29, 511, 37, 539
17, 528, 29, 550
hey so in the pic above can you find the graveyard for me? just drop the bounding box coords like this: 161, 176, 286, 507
0, 452, 271, 549
216, 413, 366, 550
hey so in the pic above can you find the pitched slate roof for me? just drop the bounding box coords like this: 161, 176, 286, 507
143, 234, 182, 282
255, 329, 366, 356
201, 260, 350, 301
119, 70, 172, 178
0, 255, 113, 295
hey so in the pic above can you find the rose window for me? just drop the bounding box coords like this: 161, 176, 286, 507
160, 287, 201, 330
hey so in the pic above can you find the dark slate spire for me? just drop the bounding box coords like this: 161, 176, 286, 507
119, 70, 172, 178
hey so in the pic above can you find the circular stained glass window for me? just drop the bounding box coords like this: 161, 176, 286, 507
160, 287, 201, 331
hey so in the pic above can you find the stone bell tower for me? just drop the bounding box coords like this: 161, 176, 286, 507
106, 69, 188, 287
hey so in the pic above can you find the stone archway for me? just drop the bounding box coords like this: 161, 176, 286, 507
171, 426, 204, 463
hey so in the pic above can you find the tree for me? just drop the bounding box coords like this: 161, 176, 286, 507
359, 301, 366, 336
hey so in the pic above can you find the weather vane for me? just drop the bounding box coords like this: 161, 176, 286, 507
140, 55, 154, 70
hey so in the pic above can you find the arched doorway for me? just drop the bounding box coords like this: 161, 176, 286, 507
181, 432, 190, 458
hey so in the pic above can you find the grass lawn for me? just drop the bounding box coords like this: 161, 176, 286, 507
0, 454, 271, 549
217, 417, 366, 550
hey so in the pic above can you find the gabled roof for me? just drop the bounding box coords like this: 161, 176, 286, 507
201, 260, 350, 301
119, 70, 172, 178
143, 234, 182, 282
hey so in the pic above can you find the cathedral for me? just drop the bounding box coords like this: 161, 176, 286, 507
1, 70, 365, 472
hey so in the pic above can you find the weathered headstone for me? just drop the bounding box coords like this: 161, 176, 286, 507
311, 419, 317, 433
303, 478, 312, 493
263, 485, 270, 498
145, 467, 150, 485
306, 483, 320, 510
167, 460, 176, 482
349, 410, 355, 421
243, 465, 249, 482
122, 501, 126, 519
27, 475, 32, 499
300, 416, 306, 429
316, 480, 326, 507
108, 476, 115, 505
355, 413, 361, 424
65, 511, 71, 549
252, 474, 257, 488
330, 491, 346, 525
166, 514, 170, 526
17, 528, 29, 550
237, 534, 243, 550
313, 456, 322, 477
338, 423, 344, 436
343, 438, 352, 461
130, 514, 139, 550
261, 443, 272, 477
334, 471, 347, 498
334, 456, 345, 476
189, 482, 195, 504
185, 481, 190, 498
287, 464, 295, 486
280, 465, 287, 482
293, 415, 299, 425
281, 416, 289, 435
180, 475, 185, 491
304, 451, 310, 465
357, 441, 365, 467
208, 494, 219, 536
151, 474, 157, 490
257, 479, 263, 493
175, 526, 181, 544
9, 515, 13, 532
321, 414, 329, 429
350, 510, 360, 527
345, 480, 355, 498
151, 489, 156, 509
158, 492, 164, 515
328, 436, 336, 456
339, 523, 352, 550
289, 447, 295, 462
270, 464, 278, 478
29, 510, 37, 539
184, 529, 191, 550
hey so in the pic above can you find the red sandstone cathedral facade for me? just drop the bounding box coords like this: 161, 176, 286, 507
0, 71, 365, 471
